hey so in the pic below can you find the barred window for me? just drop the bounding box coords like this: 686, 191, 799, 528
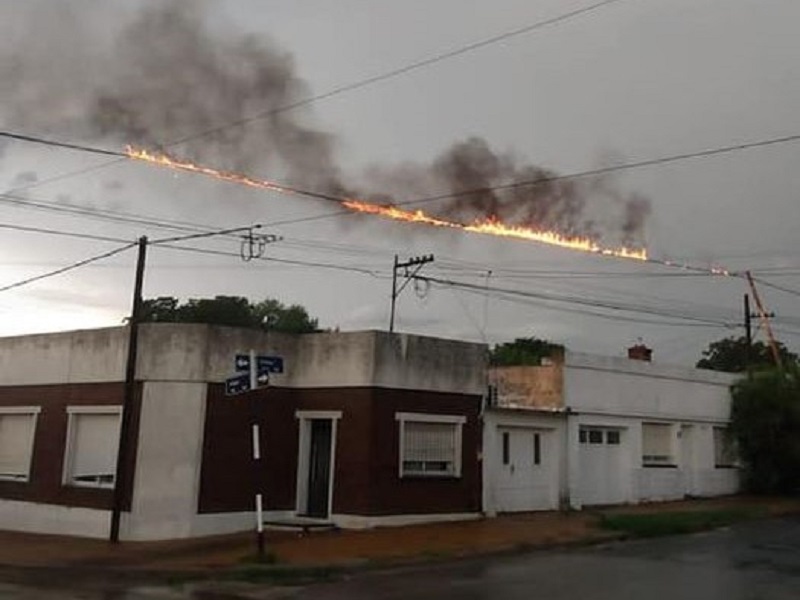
396, 413, 465, 478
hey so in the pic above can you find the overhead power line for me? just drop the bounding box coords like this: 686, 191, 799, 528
0, 132, 124, 157
750, 275, 800, 299
0, 242, 137, 294
7, 131, 800, 227
0, 222, 133, 244
414, 274, 739, 328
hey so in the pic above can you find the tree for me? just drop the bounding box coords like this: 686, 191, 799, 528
490, 337, 564, 366
696, 336, 798, 373
729, 368, 800, 494
140, 296, 319, 333
253, 299, 319, 334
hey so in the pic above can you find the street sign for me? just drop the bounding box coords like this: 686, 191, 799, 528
225, 373, 251, 396
235, 354, 284, 374
256, 355, 284, 374
228, 352, 284, 395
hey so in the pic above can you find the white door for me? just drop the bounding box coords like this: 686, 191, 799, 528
578, 427, 626, 506
495, 427, 557, 512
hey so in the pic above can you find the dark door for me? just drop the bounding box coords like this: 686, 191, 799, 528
306, 419, 333, 518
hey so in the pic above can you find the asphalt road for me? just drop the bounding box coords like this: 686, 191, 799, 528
1, 516, 798, 599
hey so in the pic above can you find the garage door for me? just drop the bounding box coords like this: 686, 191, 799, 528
578, 426, 627, 506
495, 427, 558, 512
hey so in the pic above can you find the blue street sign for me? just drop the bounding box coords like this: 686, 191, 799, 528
225, 373, 251, 396
235, 354, 284, 374
256, 355, 284, 374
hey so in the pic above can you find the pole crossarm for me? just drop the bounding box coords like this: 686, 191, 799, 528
389, 254, 434, 332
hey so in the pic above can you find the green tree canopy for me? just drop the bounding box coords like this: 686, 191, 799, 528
696, 336, 798, 373
490, 337, 564, 366
141, 296, 319, 333
730, 368, 800, 494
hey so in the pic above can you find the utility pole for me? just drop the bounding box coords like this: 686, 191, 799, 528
389, 254, 434, 333
745, 271, 782, 369
744, 293, 752, 377
110, 235, 148, 543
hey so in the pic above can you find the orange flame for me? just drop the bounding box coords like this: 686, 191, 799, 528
126, 146, 648, 261
126, 146, 293, 194
342, 199, 648, 260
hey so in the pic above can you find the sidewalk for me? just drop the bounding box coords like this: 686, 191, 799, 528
0, 496, 797, 577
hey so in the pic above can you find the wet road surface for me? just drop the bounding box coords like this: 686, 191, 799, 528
0, 516, 798, 599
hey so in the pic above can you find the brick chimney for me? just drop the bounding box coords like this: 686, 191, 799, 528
628, 343, 653, 362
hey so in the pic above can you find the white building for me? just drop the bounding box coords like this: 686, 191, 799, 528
483, 347, 740, 514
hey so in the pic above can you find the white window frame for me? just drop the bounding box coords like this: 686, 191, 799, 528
395, 412, 466, 479
294, 410, 342, 517
62, 406, 122, 489
0, 406, 41, 483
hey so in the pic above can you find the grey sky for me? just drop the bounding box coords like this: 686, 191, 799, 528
1, 0, 799, 364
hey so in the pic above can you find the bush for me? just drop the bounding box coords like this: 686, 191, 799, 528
730, 368, 800, 494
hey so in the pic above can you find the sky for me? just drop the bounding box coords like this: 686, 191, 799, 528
1, 0, 799, 365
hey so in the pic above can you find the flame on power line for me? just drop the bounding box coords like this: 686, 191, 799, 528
126, 145, 649, 260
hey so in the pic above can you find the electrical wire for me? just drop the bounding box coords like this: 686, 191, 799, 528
5, 130, 800, 244
0, 132, 124, 158
414, 274, 738, 328
750, 276, 800, 299
0, 222, 133, 244
0, 242, 137, 294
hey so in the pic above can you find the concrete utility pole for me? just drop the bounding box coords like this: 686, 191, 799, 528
389, 254, 434, 333
111, 236, 148, 543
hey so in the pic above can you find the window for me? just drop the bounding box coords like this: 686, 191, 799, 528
714, 427, 737, 468
396, 412, 465, 478
63, 407, 121, 488
606, 430, 621, 445
502, 432, 510, 465
642, 423, 674, 466
533, 433, 541, 465
579, 429, 587, 444
0, 407, 40, 482
588, 429, 604, 444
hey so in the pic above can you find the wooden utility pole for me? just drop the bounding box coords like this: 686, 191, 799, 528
743, 293, 752, 377
744, 271, 782, 369
110, 236, 148, 543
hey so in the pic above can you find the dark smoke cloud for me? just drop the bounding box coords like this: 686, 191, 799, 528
0, 0, 649, 246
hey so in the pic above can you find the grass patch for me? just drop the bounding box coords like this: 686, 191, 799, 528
599, 507, 767, 538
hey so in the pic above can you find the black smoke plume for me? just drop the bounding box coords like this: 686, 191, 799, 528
0, 0, 649, 246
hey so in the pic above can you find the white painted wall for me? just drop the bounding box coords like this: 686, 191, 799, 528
0, 499, 111, 538
563, 351, 738, 421
0, 327, 127, 385
482, 410, 564, 516
563, 352, 740, 506
123, 381, 208, 541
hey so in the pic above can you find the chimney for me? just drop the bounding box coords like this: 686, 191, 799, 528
628, 343, 652, 362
